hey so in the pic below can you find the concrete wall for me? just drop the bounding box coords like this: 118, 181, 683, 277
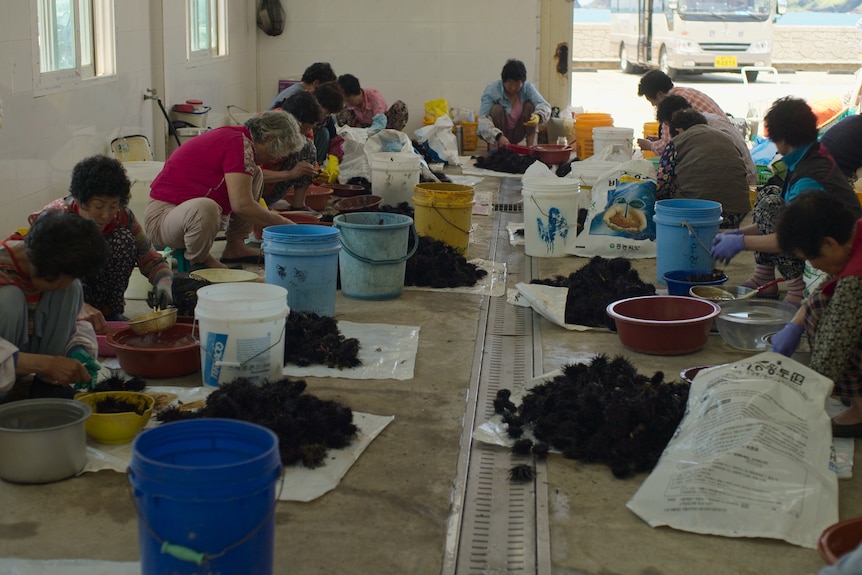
572, 23, 862, 69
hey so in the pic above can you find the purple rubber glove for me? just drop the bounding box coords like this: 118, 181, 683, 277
710, 233, 746, 264
771, 322, 804, 357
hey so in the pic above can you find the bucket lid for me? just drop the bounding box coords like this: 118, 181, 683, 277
196, 283, 289, 316
262, 224, 340, 241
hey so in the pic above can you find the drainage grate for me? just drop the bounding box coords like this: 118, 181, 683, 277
442, 180, 550, 575
492, 202, 523, 212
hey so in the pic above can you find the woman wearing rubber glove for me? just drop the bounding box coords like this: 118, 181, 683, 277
478, 59, 551, 149
30, 155, 172, 332
773, 192, 862, 437
710, 97, 859, 307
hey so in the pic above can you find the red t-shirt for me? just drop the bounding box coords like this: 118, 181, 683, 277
150, 126, 257, 214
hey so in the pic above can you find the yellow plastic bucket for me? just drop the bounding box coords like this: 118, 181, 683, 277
413, 183, 475, 254
574, 113, 614, 159
642, 121, 660, 159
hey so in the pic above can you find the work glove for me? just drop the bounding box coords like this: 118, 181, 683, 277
370, 113, 387, 133
68, 346, 101, 390
524, 113, 540, 126
147, 278, 173, 310
320, 155, 340, 184
770, 322, 804, 357
710, 233, 746, 265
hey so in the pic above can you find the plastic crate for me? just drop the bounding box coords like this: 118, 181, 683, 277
459, 122, 478, 151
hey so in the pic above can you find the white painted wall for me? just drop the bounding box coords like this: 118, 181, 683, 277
0, 0, 258, 234
256, 0, 542, 136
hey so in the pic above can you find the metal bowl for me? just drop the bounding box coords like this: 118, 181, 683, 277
0, 399, 91, 483
128, 308, 177, 335
763, 332, 812, 365
690, 284, 755, 303
714, 299, 797, 351
606, 295, 721, 355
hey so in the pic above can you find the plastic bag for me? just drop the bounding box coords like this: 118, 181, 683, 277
424, 98, 449, 121
414, 115, 460, 165
628, 353, 838, 549
337, 125, 372, 182
256, 0, 285, 36
568, 159, 657, 258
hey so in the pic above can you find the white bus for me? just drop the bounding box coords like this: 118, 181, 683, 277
609, 0, 786, 82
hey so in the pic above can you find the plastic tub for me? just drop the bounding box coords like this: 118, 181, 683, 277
369, 152, 421, 207
606, 295, 720, 355
107, 324, 200, 378
714, 299, 797, 351
663, 269, 728, 296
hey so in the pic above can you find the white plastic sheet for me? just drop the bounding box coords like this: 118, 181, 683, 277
0, 559, 140, 574
627, 353, 839, 548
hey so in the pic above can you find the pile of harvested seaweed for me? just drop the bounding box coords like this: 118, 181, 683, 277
495, 354, 689, 479
157, 378, 358, 468
475, 148, 537, 174
405, 236, 487, 288
284, 312, 361, 369
378, 202, 414, 217
531, 256, 655, 329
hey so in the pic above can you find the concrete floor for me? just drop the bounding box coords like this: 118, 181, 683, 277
1, 168, 859, 575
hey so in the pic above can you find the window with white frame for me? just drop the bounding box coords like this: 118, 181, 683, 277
32, 0, 116, 95
187, 0, 228, 61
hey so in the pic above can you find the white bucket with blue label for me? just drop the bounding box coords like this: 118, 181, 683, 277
521, 176, 579, 257
195, 283, 289, 387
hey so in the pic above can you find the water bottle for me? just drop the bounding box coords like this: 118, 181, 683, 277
117, 140, 131, 162
556, 136, 568, 146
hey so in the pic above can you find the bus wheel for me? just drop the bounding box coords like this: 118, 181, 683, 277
744, 70, 759, 83
659, 48, 677, 80
620, 43, 636, 74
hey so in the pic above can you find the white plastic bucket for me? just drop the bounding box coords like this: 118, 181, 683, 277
522, 177, 580, 257
370, 152, 421, 207
195, 283, 289, 387
592, 127, 634, 159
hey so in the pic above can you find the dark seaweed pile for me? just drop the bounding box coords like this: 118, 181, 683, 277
95, 396, 145, 415
92, 374, 147, 393
346, 176, 372, 193
684, 269, 725, 282
171, 276, 212, 317
532, 256, 655, 329
157, 378, 358, 468
404, 236, 488, 288
475, 149, 538, 174
378, 202, 414, 217
284, 312, 361, 369
495, 354, 689, 479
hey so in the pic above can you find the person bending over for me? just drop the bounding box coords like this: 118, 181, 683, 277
478, 59, 551, 149
335, 73, 408, 131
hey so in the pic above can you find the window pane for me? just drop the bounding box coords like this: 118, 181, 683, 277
40, 0, 76, 72
79, 0, 93, 67
191, 0, 211, 52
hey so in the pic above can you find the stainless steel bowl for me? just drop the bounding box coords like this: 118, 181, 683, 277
0, 398, 91, 483
763, 332, 812, 365
714, 299, 797, 351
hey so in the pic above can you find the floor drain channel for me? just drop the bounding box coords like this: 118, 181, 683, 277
442, 180, 550, 575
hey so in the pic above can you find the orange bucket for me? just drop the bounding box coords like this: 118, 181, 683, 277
575, 113, 614, 159
642, 121, 660, 159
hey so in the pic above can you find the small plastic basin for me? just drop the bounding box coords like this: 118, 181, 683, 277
285, 185, 333, 211
106, 324, 200, 379
75, 391, 154, 445
819, 516, 862, 565
663, 269, 728, 296
96, 321, 130, 357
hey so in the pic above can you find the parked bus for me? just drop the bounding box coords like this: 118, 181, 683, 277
609, 0, 786, 82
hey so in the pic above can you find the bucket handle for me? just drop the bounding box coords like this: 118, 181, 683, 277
194, 318, 287, 368
339, 223, 419, 266
527, 195, 574, 232
680, 220, 718, 256
427, 203, 472, 236
127, 466, 284, 566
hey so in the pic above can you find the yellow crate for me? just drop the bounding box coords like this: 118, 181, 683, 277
459, 122, 478, 151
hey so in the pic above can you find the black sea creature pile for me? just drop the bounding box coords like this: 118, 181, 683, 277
531, 256, 655, 328
284, 311, 361, 369
475, 148, 537, 174
92, 373, 146, 392
404, 236, 487, 288
495, 354, 689, 479
157, 377, 358, 468
378, 202, 414, 217
171, 276, 212, 317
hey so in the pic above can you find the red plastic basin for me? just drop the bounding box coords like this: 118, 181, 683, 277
606, 295, 720, 355
106, 324, 200, 378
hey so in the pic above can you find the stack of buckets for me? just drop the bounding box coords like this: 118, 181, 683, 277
574, 113, 614, 159
591, 127, 634, 160
521, 177, 580, 257
369, 152, 421, 207
653, 199, 723, 285
413, 183, 475, 254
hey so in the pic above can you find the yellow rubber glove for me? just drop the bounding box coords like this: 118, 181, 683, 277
323, 155, 340, 184
524, 113, 540, 126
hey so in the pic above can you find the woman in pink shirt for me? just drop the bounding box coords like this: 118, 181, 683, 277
336, 74, 408, 131
146, 111, 306, 270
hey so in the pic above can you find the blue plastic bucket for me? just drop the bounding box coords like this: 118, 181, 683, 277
128, 419, 282, 575
263, 224, 341, 316
333, 212, 418, 300
653, 199, 723, 285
